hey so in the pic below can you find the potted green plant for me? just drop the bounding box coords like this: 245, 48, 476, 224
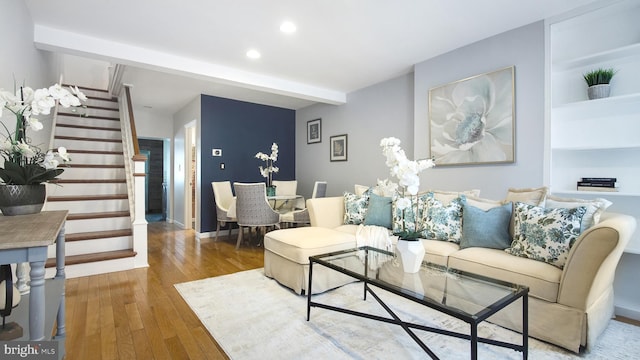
583, 67, 617, 100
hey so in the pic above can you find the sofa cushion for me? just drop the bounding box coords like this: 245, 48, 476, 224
506, 202, 587, 269
264, 227, 355, 265
460, 201, 512, 250
504, 186, 548, 206
429, 189, 481, 204
448, 247, 562, 302
422, 240, 459, 266
364, 192, 393, 228
545, 195, 612, 232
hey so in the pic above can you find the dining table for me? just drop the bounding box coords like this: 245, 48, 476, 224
226, 194, 303, 218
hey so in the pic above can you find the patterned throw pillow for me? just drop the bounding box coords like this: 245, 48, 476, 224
343, 189, 372, 225
506, 202, 587, 269
420, 193, 463, 243
545, 195, 612, 232
391, 194, 419, 234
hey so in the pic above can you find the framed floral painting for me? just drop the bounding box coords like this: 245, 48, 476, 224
428, 66, 515, 166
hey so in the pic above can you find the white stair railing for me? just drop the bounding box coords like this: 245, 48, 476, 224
119, 85, 149, 269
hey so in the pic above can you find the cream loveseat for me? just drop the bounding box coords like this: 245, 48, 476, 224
263, 188, 636, 353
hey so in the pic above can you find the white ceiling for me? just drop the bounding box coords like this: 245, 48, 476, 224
25, 0, 601, 112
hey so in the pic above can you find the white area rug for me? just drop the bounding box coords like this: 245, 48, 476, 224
175, 269, 639, 359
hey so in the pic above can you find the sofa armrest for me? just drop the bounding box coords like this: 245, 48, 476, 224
307, 196, 345, 228
557, 212, 636, 309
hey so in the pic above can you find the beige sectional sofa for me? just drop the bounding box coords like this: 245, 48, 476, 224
263, 191, 636, 353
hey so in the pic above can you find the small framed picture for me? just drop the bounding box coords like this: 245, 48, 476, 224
307, 118, 322, 144
330, 134, 348, 162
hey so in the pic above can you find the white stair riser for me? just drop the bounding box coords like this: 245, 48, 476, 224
57, 167, 126, 180
45, 257, 136, 279
55, 126, 122, 140
76, 88, 112, 98
62, 152, 124, 165
47, 183, 127, 196
47, 235, 131, 258
54, 139, 123, 152
65, 216, 131, 233
44, 199, 129, 213
57, 115, 120, 129
60, 107, 119, 118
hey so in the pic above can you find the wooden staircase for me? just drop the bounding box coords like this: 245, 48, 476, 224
43, 87, 137, 278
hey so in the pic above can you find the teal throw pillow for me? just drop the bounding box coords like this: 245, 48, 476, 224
506, 202, 587, 269
364, 193, 393, 229
460, 201, 512, 250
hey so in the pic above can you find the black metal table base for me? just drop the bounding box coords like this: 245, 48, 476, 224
306, 260, 528, 360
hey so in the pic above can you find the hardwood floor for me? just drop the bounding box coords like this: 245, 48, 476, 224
64, 222, 639, 359
65, 222, 263, 359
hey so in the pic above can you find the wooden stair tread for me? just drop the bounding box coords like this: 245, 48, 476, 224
47, 194, 128, 201
67, 211, 130, 220
45, 249, 136, 268
65, 228, 133, 241
57, 123, 121, 132
65, 164, 124, 168
51, 179, 126, 184
57, 113, 120, 121
54, 135, 122, 143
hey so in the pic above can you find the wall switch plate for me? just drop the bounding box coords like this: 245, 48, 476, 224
220, 163, 225, 170
212, 148, 222, 156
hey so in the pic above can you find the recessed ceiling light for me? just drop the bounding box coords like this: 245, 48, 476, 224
280, 21, 297, 34
246, 49, 261, 59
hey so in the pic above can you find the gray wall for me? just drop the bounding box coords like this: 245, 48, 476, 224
413, 21, 545, 199
295, 74, 415, 198
296, 21, 545, 201
0, 1, 57, 149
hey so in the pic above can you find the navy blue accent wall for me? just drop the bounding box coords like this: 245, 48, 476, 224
200, 95, 295, 233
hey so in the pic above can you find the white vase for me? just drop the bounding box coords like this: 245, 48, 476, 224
396, 239, 425, 273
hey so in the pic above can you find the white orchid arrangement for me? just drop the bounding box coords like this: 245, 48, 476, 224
380, 137, 435, 240
0, 83, 86, 185
255, 142, 279, 187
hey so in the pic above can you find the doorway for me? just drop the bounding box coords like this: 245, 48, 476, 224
184, 122, 197, 230
139, 138, 167, 222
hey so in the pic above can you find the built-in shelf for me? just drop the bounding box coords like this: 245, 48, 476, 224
552, 189, 640, 197
553, 42, 640, 71
551, 144, 640, 151
553, 92, 640, 111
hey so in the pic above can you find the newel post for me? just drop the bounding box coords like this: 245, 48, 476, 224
132, 154, 149, 268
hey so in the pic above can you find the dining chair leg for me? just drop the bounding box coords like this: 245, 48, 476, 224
215, 221, 221, 241
236, 226, 243, 249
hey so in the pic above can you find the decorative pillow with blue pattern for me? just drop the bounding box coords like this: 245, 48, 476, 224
506, 202, 587, 269
343, 188, 372, 225
420, 192, 463, 243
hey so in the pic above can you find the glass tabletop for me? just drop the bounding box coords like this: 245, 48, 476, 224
310, 246, 528, 322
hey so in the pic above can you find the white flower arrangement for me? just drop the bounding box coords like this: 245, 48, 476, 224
255, 142, 279, 187
0, 83, 86, 184
380, 137, 435, 239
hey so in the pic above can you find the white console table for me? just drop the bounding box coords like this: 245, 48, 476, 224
0, 211, 67, 359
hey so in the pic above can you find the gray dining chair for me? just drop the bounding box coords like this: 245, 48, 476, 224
212, 181, 237, 241
233, 182, 281, 249
281, 181, 327, 227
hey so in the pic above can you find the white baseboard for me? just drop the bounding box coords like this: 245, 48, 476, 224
615, 305, 640, 321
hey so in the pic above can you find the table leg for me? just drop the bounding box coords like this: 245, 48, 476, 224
471, 324, 478, 360
28, 259, 46, 341
523, 294, 528, 359
307, 261, 313, 321
54, 224, 66, 340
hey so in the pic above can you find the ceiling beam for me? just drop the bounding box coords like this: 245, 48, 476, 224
33, 25, 346, 105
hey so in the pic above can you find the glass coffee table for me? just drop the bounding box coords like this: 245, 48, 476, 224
307, 246, 528, 360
